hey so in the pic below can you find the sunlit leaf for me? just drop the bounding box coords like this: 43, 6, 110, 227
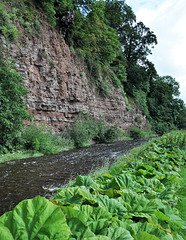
0, 196, 71, 240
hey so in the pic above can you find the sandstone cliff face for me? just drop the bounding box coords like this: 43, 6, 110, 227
1, 18, 146, 132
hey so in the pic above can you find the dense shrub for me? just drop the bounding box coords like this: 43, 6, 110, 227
151, 120, 178, 136
69, 113, 119, 147
69, 114, 98, 148
94, 120, 119, 143
22, 122, 62, 154
0, 54, 31, 153
129, 126, 145, 139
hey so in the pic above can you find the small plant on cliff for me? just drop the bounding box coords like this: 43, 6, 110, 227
0, 54, 31, 153
0, 3, 18, 42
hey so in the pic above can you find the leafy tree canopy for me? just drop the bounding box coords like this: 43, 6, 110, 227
147, 75, 185, 134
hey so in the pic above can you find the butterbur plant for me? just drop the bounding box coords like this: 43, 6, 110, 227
155, 130, 186, 149
0, 131, 185, 239
0, 196, 71, 239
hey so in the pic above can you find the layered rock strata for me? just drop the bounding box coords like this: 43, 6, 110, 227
1, 19, 146, 132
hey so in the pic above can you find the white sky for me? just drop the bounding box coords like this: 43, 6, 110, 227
125, 0, 186, 103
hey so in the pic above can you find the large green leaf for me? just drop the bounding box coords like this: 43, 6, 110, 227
118, 192, 159, 218
53, 186, 97, 206
136, 168, 157, 178
84, 236, 111, 240
81, 205, 112, 235
159, 206, 186, 230
0, 196, 71, 240
136, 163, 156, 172
118, 221, 173, 240
133, 232, 160, 240
68, 218, 95, 240
96, 194, 127, 216
107, 226, 133, 240
104, 174, 138, 190
158, 187, 177, 201
177, 199, 186, 221
74, 175, 96, 187
61, 205, 96, 239
97, 188, 126, 198
136, 177, 165, 192
53, 187, 83, 205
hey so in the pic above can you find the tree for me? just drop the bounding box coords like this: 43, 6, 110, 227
147, 75, 185, 134
121, 21, 157, 64
104, 0, 136, 34
158, 75, 180, 97
0, 55, 31, 152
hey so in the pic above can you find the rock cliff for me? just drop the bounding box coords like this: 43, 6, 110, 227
1, 17, 146, 132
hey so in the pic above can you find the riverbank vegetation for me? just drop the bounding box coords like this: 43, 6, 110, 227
0, 112, 155, 163
0, 113, 120, 162
0, 131, 185, 239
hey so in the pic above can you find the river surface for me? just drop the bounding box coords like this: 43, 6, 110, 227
0, 138, 151, 216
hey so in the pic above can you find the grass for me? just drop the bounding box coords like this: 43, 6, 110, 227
0, 131, 156, 164
0, 151, 44, 163
0, 141, 76, 163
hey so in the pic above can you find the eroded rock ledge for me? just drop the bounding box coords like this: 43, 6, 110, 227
1, 19, 146, 132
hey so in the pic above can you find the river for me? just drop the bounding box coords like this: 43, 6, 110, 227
0, 138, 151, 216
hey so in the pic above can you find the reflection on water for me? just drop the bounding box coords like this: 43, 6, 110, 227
0, 138, 151, 216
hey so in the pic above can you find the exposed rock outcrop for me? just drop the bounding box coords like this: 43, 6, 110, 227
1, 18, 146, 132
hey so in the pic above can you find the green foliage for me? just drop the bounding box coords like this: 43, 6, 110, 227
2, 0, 42, 37
38, 0, 57, 27
113, 63, 127, 85
129, 126, 145, 139
133, 89, 149, 116
150, 120, 177, 136
147, 75, 186, 134
0, 196, 71, 239
94, 121, 119, 144
37, 0, 75, 27
0, 3, 18, 42
155, 130, 186, 149
135, 116, 142, 124
69, 113, 119, 147
0, 131, 185, 239
0, 54, 31, 153
69, 113, 98, 148
122, 21, 157, 64
21, 122, 64, 154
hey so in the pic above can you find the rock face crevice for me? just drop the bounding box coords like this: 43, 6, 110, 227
1, 18, 146, 131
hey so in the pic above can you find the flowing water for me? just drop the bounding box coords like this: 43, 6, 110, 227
0, 138, 151, 216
